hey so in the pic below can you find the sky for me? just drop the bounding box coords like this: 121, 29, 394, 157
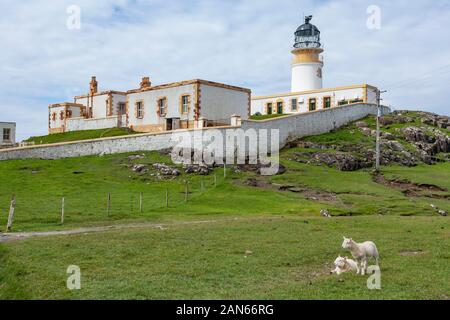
1, 0, 449, 141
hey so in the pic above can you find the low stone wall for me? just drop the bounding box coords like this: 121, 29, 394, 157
0, 103, 390, 161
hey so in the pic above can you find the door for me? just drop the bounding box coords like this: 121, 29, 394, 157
166, 118, 173, 131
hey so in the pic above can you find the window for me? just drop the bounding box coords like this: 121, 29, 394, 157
60, 111, 64, 120
158, 98, 167, 116
181, 95, 190, 114
136, 101, 144, 119
118, 102, 126, 114
291, 98, 298, 111
338, 100, 349, 106
52, 112, 56, 121
3, 128, 11, 141
266, 103, 273, 115
309, 98, 317, 111
66, 110, 73, 118
277, 101, 283, 114
350, 99, 364, 104
323, 97, 331, 109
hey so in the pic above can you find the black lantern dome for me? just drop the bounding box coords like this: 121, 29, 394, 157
294, 15, 321, 49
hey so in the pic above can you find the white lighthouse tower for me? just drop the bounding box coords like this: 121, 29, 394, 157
291, 15, 324, 92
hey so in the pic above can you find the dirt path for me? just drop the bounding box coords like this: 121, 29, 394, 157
0, 216, 283, 243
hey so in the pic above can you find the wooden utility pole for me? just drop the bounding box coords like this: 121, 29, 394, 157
185, 181, 189, 202
61, 197, 65, 224
214, 174, 217, 187
6, 195, 16, 232
201, 178, 204, 192
139, 192, 143, 213
375, 89, 387, 172
223, 164, 227, 178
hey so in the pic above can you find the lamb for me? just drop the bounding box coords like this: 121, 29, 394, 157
331, 256, 358, 275
342, 237, 379, 275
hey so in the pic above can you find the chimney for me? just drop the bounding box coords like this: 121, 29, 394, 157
90, 76, 98, 94
140, 76, 151, 89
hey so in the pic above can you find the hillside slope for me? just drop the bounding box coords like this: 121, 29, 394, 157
0, 111, 449, 300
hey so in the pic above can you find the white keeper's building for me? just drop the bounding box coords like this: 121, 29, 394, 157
250, 16, 379, 115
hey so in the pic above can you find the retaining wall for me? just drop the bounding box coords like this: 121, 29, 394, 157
0, 104, 390, 161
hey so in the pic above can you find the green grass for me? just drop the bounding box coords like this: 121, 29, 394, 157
250, 114, 286, 120
25, 128, 138, 145
1, 216, 448, 299
0, 148, 449, 232
0, 111, 449, 299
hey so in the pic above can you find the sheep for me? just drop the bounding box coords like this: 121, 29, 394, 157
331, 256, 358, 275
342, 237, 379, 275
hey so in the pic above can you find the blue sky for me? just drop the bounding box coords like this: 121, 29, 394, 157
1, 0, 449, 141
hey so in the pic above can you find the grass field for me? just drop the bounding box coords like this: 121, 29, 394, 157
24, 128, 137, 145
1, 216, 449, 299
1, 114, 449, 299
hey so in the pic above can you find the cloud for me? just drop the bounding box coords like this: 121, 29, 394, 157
0, 0, 449, 140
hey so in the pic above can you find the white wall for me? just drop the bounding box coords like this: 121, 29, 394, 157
291, 62, 323, 92
0, 122, 16, 146
199, 84, 250, 121
49, 106, 66, 130
66, 115, 126, 132
251, 86, 368, 115
127, 84, 196, 129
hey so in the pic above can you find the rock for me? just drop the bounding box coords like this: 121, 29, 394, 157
256, 163, 286, 175
420, 113, 450, 129
128, 154, 145, 160
320, 209, 331, 218
297, 141, 329, 150
438, 210, 448, 217
184, 164, 213, 175
355, 121, 368, 128
245, 250, 253, 256
153, 163, 180, 176
294, 152, 369, 171
132, 164, 147, 173
382, 132, 396, 141
380, 116, 394, 126
246, 178, 258, 187
361, 128, 372, 136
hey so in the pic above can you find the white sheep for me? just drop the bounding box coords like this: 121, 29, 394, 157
342, 237, 379, 275
331, 256, 358, 275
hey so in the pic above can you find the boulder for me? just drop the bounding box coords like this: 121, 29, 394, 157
355, 121, 368, 128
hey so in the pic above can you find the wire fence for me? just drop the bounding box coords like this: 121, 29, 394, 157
0, 173, 226, 232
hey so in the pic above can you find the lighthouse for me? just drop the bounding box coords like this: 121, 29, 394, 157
291, 15, 323, 92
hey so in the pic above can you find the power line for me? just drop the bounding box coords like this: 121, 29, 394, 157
384, 63, 450, 90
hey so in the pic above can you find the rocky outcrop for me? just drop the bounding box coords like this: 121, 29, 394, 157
294, 152, 371, 171
153, 163, 181, 176
420, 113, 449, 129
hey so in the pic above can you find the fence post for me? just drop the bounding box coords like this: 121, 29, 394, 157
139, 192, 143, 213
185, 181, 189, 202
223, 164, 227, 178
6, 195, 16, 233
61, 197, 65, 224
201, 178, 204, 192
166, 188, 169, 207
107, 193, 111, 216
214, 174, 217, 187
